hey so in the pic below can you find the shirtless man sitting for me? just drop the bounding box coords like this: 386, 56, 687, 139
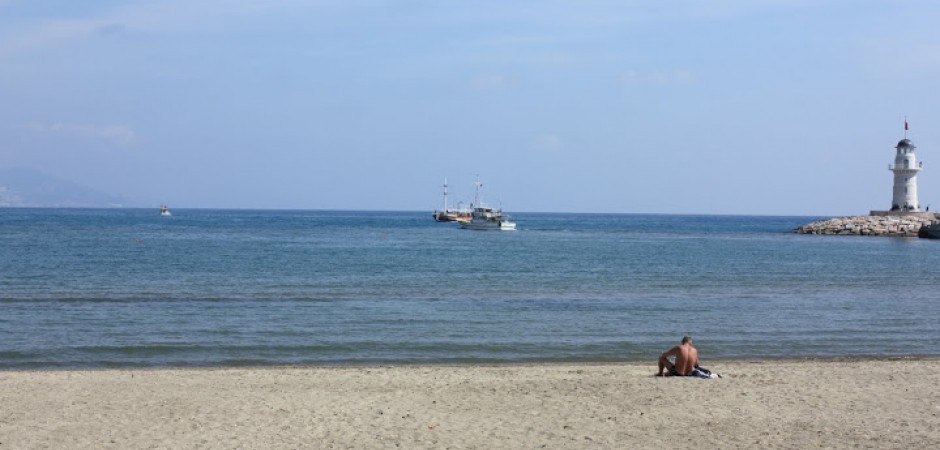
656, 336, 699, 376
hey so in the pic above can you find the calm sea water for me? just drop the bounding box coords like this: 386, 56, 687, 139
1, 208, 938, 369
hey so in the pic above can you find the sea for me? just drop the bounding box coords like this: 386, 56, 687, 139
1, 208, 938, 369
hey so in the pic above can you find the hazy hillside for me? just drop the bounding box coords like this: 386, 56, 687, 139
0, 168, 132, 207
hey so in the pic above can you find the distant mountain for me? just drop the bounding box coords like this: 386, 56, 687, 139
0, 167, 132, 207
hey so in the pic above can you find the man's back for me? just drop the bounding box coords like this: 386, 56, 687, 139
672, 343, 698, 375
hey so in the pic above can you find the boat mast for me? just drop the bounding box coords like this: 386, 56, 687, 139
473, 175, 483, 208
442, 177, 449, 211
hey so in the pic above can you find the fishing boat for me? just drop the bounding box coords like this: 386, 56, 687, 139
460, 178, 516, 231
160, 204, 171, 216
432, 177, 471, 223
923, 218, 940, 238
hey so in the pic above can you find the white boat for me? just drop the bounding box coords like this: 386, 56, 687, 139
460, 178, 516, 231
160, 204, 171, 216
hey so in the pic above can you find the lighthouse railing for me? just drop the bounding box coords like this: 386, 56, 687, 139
889, 162, 923, 170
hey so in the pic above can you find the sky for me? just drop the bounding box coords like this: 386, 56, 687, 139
2, 0, 940, 215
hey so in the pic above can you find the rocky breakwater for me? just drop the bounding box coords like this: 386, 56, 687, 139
793, 215, 937, 237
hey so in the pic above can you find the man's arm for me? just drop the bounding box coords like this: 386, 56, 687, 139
660, 346, 679, 359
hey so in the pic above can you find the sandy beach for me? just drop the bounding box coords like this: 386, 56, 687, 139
1, 359, 938, 449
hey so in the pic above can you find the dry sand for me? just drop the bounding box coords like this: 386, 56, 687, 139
1, 359, 938, 449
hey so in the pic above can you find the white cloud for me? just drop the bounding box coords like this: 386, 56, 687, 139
852, 38, 940, 76
470, 74, 510, 91
25, 122, 136, 146
678, 0, 817, 19
0, 19, 106, 57
0, 0, 314, 57
621, 70, 695, 86
0, 1, 823, 59
531, 134, 564, 153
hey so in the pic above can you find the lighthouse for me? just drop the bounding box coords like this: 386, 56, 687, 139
869, 121, 932, 220
889, 137, 923, 212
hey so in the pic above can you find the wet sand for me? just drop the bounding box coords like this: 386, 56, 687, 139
1, 359, 938, 449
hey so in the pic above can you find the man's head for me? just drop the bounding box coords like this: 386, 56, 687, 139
681, 336, 692, 344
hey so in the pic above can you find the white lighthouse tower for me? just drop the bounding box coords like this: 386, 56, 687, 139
889, 123, 923, 212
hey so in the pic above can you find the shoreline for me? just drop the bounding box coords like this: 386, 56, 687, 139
3, 358, 938, 448
3, 354, 938, 373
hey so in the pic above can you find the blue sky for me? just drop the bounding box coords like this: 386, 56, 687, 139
2, 0, 940, 215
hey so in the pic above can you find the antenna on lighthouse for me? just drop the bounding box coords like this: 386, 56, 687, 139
904, 116, 909, 139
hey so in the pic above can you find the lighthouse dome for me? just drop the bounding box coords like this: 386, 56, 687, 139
896, 139, 916, 149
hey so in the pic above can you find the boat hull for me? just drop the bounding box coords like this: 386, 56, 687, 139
460, 220, 516, 231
